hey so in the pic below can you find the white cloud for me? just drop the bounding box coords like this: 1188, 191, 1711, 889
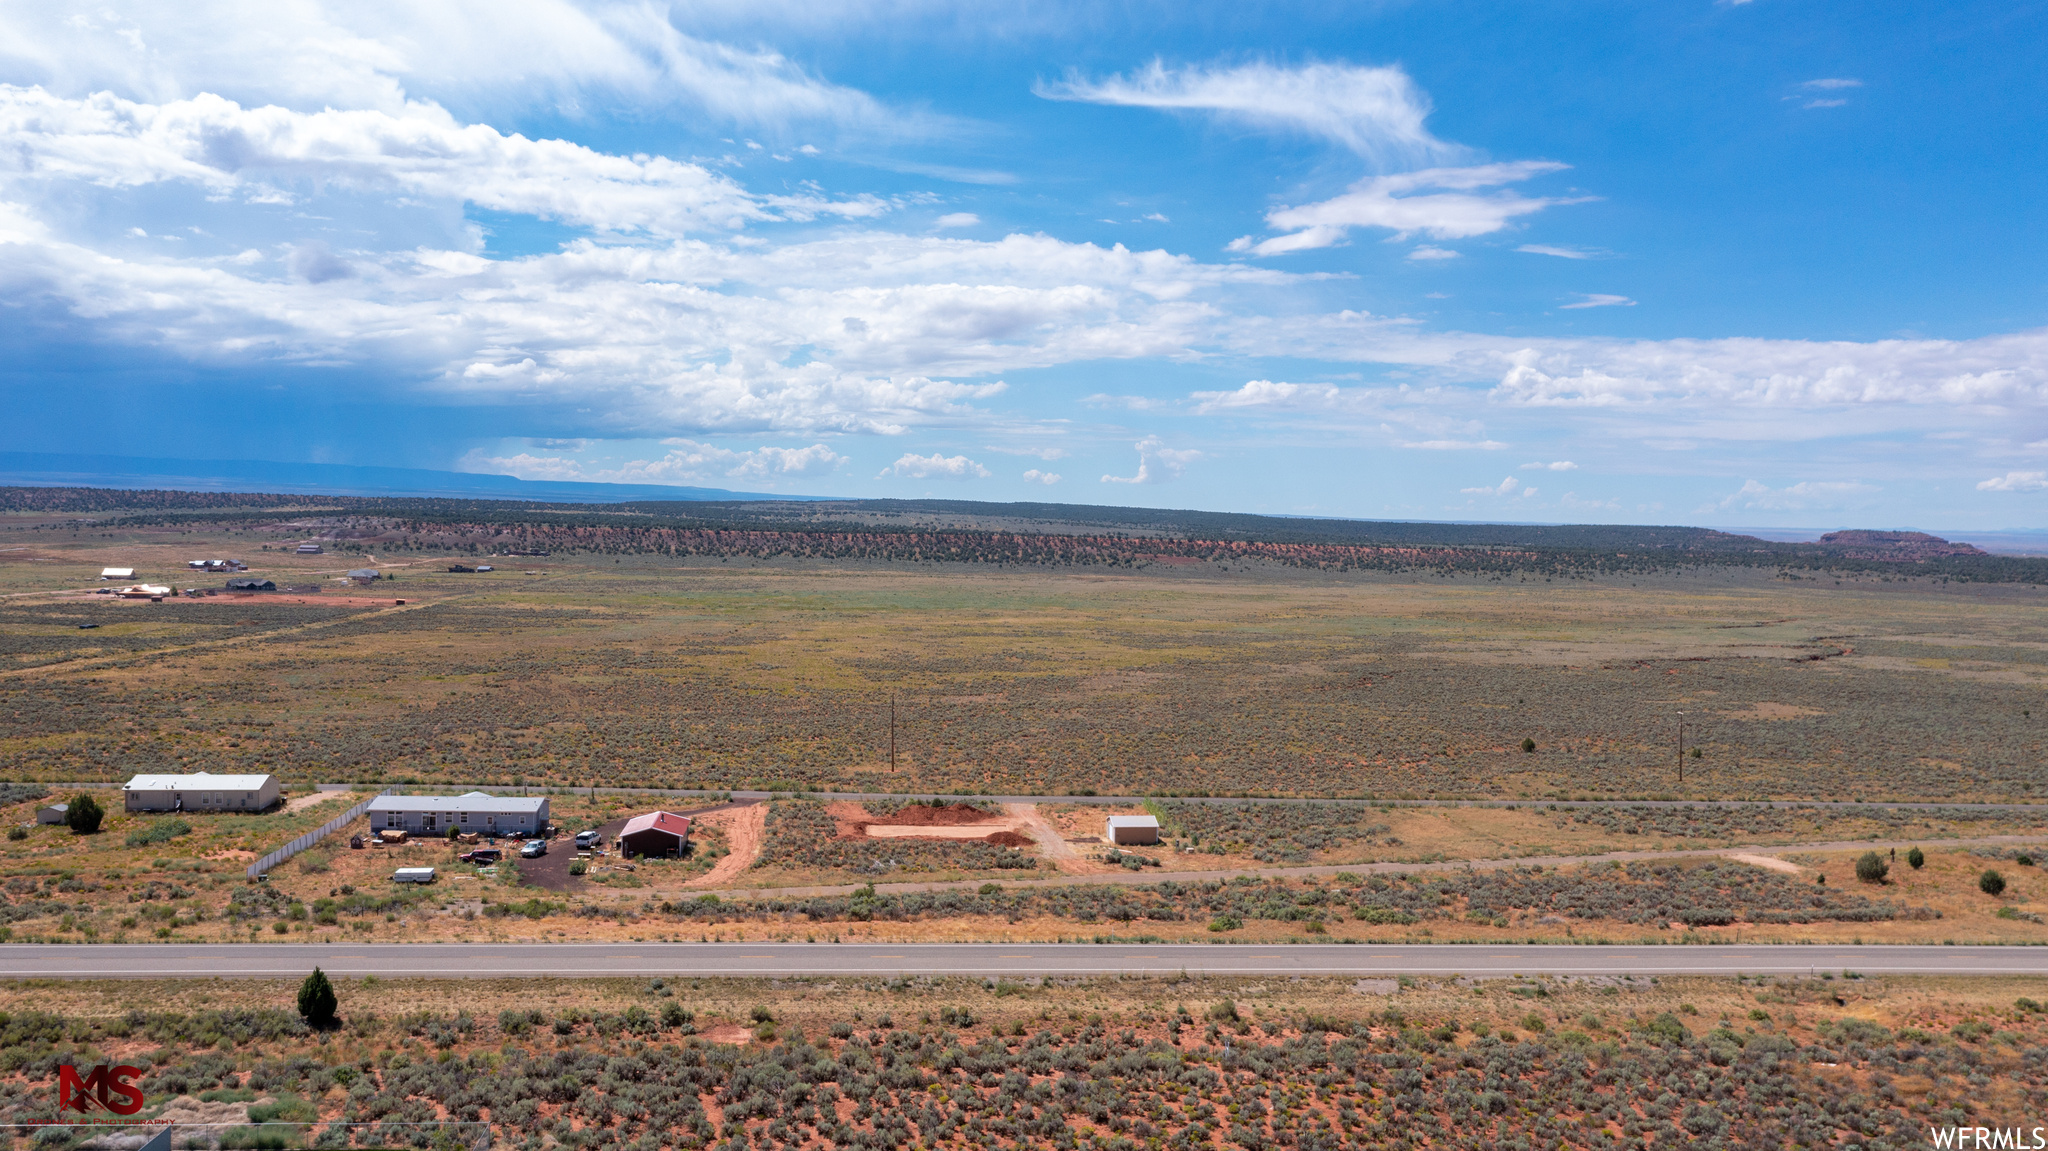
1978, 471, 2048, 492
1021, 468, 1061, 485
1239, 161, 1577, 256
1560, 294, 1635, 309
1461, 475, 1521, 496
1402, 439, 1508, 451
1801, 78, 1864, 90
934, 212, 980, 228
1516, 244, 1595, 259
986, 444, 1069, 460
1520, 460, 1578, 471
464, 439, 845, 486
1709, 478, 1878, 511
1803, 98, 1848, 110
1037, 60, 1456, 169
1101, 435, 1200, 484
879, 452, 989, 480
1407, 245, 1460, 261
1191, 379, 1341, 413
0, 1, 922, 137
0, 87, 885, 238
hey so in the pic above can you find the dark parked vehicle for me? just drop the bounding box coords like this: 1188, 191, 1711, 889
459, 848, 502, 865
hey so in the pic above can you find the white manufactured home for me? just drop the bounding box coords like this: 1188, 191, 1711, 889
124, 772, 281, 813
365, 792, 549, 837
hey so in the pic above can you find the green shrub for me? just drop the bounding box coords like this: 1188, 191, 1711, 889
1981, 869, 2008, 896
127, 818, 192, 848
1207, 916, 1242, 932
1907, 847, 1925, 869
64, 794, 104, 835
297, 967, 338, 1029
1854, 851, 1889, 884
1520, 738, 1536, 753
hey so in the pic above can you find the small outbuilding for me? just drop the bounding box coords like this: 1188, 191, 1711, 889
1105, 814, 1160, 846
347, 569, 381, 584
295, 543, 323, 554
100, 567, 135, 580
367, 792, 548, 837
391, 867, 436, 884
124, 772, 280, 813
618, 811, 692, 858
226, 577, 276, 591
36, 803, 68, 825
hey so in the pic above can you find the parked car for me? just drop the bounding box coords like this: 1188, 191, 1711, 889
574, 829, 603, 849
519, 839, 547, 858
459, 848, 502, 865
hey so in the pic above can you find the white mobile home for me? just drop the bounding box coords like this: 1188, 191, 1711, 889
124, 772, 281, 813
366, 792, 549, 837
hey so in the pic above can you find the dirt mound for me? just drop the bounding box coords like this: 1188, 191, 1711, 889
984, 830, 1033, 847
874, 802, 1000, 827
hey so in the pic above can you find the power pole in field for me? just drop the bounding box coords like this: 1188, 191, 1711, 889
1676, 712, 1685, 788
890, 695, 897, 772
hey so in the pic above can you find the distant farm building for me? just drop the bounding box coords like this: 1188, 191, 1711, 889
36, 803, 68, 825
124, 772, 280, 813
618, 811, 692, 858
448, 564, 474, 573
100, 567, 134, 580
366, 792, 548, 837
1105, 815, 1160, 846
295, 543, 323, 554
226, 577, 276, 591
347, 569, 381, 584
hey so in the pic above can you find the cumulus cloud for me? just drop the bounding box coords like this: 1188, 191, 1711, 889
1037, 60, 1456, 169
1191, 379, 1342, 413
1978, 471, 2048, 492
1021, 468, 1061, 485
1101, 435, 1200, 484
1231, 161, 1577, 256
1560, 294, 1635, 309
464, 439, 845, 486
1521, 460, 1578, 471
0, 87, 884, 237
879, 452, 989, 480
1709, 478, 1878, 512
1461, 475, 1531, 496
934, 212, 980, 228
1407, 245, 1460, 261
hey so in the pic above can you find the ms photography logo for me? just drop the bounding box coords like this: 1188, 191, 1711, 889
58, 1064, 145, 1115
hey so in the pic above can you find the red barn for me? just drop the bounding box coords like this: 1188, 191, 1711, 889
618, 811, 691, 858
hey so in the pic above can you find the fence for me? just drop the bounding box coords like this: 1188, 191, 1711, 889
247, 789, 391, 879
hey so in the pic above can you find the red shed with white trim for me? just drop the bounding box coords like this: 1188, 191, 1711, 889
618, 811, 692, 858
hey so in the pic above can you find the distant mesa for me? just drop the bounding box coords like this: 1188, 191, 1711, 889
1814, 530, 1987, 560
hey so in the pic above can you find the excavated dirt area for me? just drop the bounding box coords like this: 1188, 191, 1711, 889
830, 801, 1031, 845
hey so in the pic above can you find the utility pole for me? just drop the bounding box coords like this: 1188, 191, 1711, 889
889, 695, 897, 772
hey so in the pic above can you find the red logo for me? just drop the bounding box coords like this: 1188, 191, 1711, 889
58, 1065, 145, 1116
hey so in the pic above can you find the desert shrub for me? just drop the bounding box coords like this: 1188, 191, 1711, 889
1907, 846, 1925, 869
757, 801, 1037, 876
1981, 870, 2008, 896
64, 794, 103, 834
1855, 851, 1889, 884
126, 818, 192, 847
296, 968, 337, 1029
1150, 801, 1394, 863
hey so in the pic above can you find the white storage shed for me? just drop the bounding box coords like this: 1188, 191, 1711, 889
124, 772, 280, 813
1105, 814, 1161, 846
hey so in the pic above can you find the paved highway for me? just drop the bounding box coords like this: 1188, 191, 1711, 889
4, 943, 2045, 979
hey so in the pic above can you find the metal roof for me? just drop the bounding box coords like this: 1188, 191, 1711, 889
368, 792, 547, 815
621, 811, 692, 839
124, 772, 275, 791
1106, 815, 1160, 828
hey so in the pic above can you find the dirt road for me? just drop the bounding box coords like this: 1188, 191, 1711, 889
686, 802, 765, 888
1007, 802, 1089, 874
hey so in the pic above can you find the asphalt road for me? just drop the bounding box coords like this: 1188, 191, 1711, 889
5, 943, 2046, 979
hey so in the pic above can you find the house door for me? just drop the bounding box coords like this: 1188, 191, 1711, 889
422, 814, 437, 832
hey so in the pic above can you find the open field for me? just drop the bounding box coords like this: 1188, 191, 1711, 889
4, 970, 2048, 1150
3, 508, 2047, 806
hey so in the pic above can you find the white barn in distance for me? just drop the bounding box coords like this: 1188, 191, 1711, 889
367, 792, 549, 837
124, 772, 280, 813
1106, 814, 1160, 846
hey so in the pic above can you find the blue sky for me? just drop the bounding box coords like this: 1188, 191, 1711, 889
2, 0, 2046, 526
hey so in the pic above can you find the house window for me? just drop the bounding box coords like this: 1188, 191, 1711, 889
386, 813, 400, 828
459, 812, 469, 824
486, 815, 496, 828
